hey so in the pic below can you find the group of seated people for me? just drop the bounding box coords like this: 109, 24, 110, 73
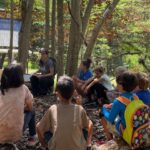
0, 56, 150, 150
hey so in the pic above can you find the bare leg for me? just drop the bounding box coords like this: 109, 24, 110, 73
101, 117, 113, 140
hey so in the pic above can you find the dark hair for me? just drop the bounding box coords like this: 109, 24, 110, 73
1, 64, 24, 95
82, 58, 92, 69
94, 66, 105, 74
56, 76, 74, 100
116, 71, 138, 92
136, 72, 149, 90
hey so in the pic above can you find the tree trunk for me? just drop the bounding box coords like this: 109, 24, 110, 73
82, 0, 94, 35
45, 0, 50, 51
66, 0, 82, 76
51, 0, 56, 57
18, 0, 34, 72
8, 0, 14, 64
57, 0, 64, 76
84, 0, 120, 58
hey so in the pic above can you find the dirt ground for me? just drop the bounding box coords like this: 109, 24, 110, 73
16, 95, 149, 150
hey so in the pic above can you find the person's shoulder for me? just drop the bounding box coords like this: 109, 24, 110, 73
113, 97, 126, 106
76, 104, 86, 113
102, 74, 109, 79
87, 70, 93, 76
49, 104, 57, 111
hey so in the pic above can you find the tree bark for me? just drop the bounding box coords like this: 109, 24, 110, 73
45, 0, 50, 51
57, 0, 64, 76
18, 0, 34, 72
51, 0, 56, 57
84, 0, 120, 59
66, 0, 82, 76
8, 0, 14, 64
82, 0, 94, 35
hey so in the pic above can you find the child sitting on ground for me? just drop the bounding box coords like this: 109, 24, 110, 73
73, 58, 93, 96
83, 66, 113, 105
0, 64, 37, 149
135, 72, 150, 106
36, 76, 93, 150
100, 71, 138, 140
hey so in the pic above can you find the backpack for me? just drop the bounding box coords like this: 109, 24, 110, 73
117, 95, 150, 148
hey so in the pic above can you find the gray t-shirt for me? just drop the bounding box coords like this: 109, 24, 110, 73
39, 59, 54, 75
100, 74, 114, 90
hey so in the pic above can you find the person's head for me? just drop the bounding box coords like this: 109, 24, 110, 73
115, 66, 128, 77
94, 66, 105, 78
40, 48, 49, 61
116, 71, 138, 92
80, 58, 92, 71
56, 76, 75, 101
136, 72, 149, 90
1, 64, 24, 95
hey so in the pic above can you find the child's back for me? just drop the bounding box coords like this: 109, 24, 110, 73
0, 85, 32, 142
37, 76, 91, 150
39, 103, 88, 150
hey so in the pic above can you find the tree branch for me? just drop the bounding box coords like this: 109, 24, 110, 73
84, 0, 120, 58
67, 1, 88, 46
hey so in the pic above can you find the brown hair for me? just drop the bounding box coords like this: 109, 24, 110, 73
116, 71, 138, 92
136, 72, 149, 90
94, 66, 105, 74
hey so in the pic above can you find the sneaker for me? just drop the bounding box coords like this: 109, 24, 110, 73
27, 136, 38, 147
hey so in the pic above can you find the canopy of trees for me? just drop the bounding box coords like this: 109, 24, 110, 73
0, 0, 149, 75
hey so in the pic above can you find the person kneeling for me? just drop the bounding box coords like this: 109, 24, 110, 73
100, 71, 138, 140
37, 76, 93, 150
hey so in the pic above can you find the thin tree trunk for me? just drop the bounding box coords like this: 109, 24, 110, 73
45, 0, 50, 51
18, 0, 34, 72
78, 0, 94, 59
82, 0, 94, 35
51, 0, 56, 57
8, 0, 14, 64
84, 0, 120, 58
66, 0, 82, 76
57, 0, 64, 76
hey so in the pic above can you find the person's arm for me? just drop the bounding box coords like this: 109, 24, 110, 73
41, 67, 54, 77
36, 109, 51, 147
85, 78, 99, 93
87, 120, 93, 146
84, 76, 95, 87
102, 100, 122, 124
36, 123, 47, 147
81, 107, 93, 145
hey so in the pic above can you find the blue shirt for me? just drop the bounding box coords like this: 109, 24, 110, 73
79, 70, 93, 81
136, 90, 150, 106
102, 92, 135, 133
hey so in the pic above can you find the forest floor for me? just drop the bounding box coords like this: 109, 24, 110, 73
16, 95, 150, 150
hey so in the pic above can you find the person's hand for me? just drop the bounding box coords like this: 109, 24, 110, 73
104, 103, 113, 109
34, 73, 42, 77
93, 78, 99, 83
